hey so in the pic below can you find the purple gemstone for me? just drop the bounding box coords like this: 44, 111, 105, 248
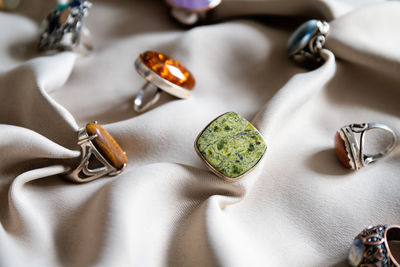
166, 0, 220, 11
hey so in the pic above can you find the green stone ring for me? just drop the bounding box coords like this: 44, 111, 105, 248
195, 112, 267, 182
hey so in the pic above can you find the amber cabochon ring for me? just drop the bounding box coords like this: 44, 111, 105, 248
334, 123, 397, 170
66, 122, 128, 183
195, 112, 267, 182
133, 50, 195, 113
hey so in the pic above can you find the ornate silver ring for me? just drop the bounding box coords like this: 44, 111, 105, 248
334, 123, 397, 170
287, 19, 329, 63
38, 0, 92, 55
66, 122, 128, 183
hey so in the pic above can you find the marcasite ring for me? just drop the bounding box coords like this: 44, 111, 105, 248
133, 50, 195, 113
66, 122, 128, 183
287, 19, 329, 63
38, 0, 92, 54
195, 112, 267, 182
334, 123, 397, 170
165, 0, 221, 26
349, 224, 400, 266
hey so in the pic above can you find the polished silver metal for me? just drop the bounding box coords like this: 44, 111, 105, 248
165, 0, 221, 25
38, 1, 92, 55
338, 122, 397, 170
288, 20, 329, 63
66, 124, 126, 183
133, 56, 193, 113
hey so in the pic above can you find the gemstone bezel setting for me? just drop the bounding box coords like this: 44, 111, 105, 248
135, 51, 194, 99
195, 112, 267, 182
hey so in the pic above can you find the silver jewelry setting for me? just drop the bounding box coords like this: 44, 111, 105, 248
337, 123, 397, 170
66, 124, 126, 183
38, 1, 92, 54
287, 20, 329, 63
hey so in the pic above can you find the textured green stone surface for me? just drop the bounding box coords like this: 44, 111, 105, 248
196, 112, 267, 179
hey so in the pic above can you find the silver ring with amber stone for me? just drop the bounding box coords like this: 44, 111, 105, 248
334, 123, 397, 170
38, 0, 92, 55
133, 50, 195, 113
287, 19, 329, 63
348, 225, 400, 267
0, 0, 20, 11
165, 0, 221, 26
66, 122, 128, 183
195, 112, 267, 182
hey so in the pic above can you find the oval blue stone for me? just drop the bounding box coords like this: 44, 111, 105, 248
287, 20, 318, 56
348, 238, 363, 266
166, 0, 219, 11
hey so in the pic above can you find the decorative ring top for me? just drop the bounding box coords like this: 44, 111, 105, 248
349, 225, 400, 266
38, 0, 92, 53
287, 19, 329, 63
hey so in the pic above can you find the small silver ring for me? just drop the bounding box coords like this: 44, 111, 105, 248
334, 122, 397, 170
38, 1, 92, 55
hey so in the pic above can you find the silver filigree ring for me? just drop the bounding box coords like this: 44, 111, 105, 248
287, 19, 330, 63
334, 123, 397, 170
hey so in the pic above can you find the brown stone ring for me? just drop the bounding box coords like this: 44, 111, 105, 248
133, 50, 195, 113
348, 225, 400, 266
66, 122, 128, 183
334, 123, 397, 170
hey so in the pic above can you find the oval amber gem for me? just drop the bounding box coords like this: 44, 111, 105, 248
140, 51, 195, 90
334, 131, 352, 169
86, 123, 128, 170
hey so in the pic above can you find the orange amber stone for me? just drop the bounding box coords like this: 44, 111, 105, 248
86, 123, 128, 170
334, 131, 352, 169
140, 51, 195, 90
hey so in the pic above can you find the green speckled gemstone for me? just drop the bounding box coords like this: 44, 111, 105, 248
196, 112, 267, 179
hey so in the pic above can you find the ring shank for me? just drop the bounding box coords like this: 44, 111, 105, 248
358, 122, 397, 166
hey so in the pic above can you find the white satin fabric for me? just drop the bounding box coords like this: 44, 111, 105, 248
1, 0, 400, 266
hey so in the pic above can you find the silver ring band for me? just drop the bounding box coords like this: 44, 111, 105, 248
335, 122, 397, 170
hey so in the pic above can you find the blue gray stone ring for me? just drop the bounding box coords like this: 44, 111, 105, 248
38, 0, 92, 54
287, 19, 329, 63
349, 225, 400, 266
